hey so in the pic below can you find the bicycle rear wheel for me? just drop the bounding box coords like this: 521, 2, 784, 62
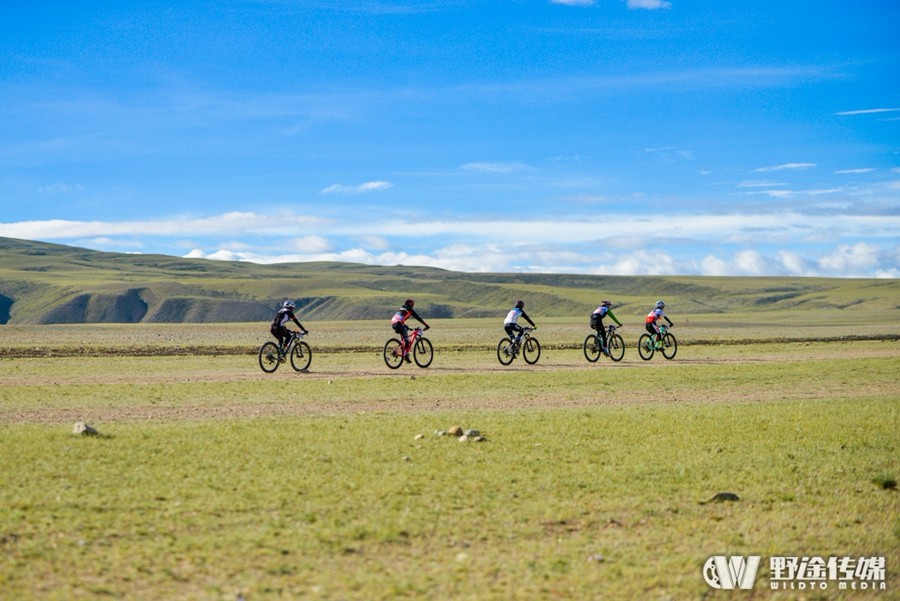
583, 334, 601, 362
637, 334, 655, 360
497, 338, 515, 365
291, 340, 312, 371
522, 336, 541, 365
383, 338, 404, 369
608, 333, 625, 362
258, 341, 281, 373
414, 337, 433, 368
661, 333, 677, 360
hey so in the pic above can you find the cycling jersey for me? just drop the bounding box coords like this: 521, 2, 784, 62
645, 308, 667, 324
272, 308, 303, 329
391, 306, 428, 328
592, 305, 622, 329
505, 307, 535, 327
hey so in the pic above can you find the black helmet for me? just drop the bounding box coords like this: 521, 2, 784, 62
404, 299, 414, 308
601, 299, 612, 307
515, 299, 525, 309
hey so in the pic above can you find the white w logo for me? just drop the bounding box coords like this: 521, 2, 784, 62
703, 555, 761, 590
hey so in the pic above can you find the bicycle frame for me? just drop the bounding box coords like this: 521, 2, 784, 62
404, 328, 423, 352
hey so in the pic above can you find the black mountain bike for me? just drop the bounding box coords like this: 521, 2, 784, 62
497, 327, 541, 366
258, 330, 312, 373
583, 324, 625, 362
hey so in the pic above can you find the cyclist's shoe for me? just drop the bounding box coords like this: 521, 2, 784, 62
404, 355, 412, 363
602, 347, 610, 356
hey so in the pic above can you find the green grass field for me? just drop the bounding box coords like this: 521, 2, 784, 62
1, 319, 898, 600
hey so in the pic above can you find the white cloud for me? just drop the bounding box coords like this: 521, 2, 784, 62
834, 108, 900, 116
320, 181, 393, 194
5, 209, 899, 277
288, 235, 332, 253
627, 0, 672, 9
460, 162, 527, 173
834, 168, 875, 174
38, 183, 84, 194
0, 212, 328, 239
778, 250, 816, 277
356, 235, 390, 250
817, 242, 883, 275
753, 163, 816, 173
551, 0, 596, 5
737, 179, 786, 188
733, 249, 772, 275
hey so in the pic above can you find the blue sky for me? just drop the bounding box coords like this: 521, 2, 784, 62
1, 0, 898, 277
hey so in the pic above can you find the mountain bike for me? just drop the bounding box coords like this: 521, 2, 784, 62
497, 327, 541, 366
638, 324, 677, 360
383, 327, 433, 369
583, 324, 625, 362
258, 330, 312, 373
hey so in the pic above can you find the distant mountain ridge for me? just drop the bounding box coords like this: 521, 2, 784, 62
0, 236, 897, 325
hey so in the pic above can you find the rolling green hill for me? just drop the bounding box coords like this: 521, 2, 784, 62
0, 236, 897, 324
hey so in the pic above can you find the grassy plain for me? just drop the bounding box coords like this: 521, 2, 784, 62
1, 318, 898, 600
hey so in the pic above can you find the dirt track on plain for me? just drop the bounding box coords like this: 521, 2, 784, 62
3, 339, 898, 425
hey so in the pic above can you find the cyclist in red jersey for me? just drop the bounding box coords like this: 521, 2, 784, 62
391, 299, 430, 362
645, 300, 674, 346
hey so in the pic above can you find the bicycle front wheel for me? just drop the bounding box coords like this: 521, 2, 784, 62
638, 334, 655, 361
523, 336, 541, 365
258, 341, 281, 373
414, 337, 433, 368
383, 338, 404, 369
608, 333, 625, 362
661, 333, 678, 360
497, 338, 515, 365
291, 340, 312, 371
583, 334, 601, 362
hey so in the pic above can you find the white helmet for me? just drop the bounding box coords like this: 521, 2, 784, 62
283, 300, 295, 310
656, 300, 665, 309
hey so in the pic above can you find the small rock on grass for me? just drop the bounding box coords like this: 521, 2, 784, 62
72, 422, 100, 436
701, 492, 740, 504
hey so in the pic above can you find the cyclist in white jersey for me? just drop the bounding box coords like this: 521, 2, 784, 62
504, 299, 536, 344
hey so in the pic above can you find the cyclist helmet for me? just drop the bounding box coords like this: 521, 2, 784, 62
515, 299, 525, 309
283, 300, 295, 310
404, 298, 414, 308
601, 300, 612, 307
656, 300, 665, 309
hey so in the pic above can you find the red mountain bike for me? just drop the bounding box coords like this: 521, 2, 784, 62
383, 327, 433, 369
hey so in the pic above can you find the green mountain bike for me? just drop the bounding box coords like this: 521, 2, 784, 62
638, 325, 677, 360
